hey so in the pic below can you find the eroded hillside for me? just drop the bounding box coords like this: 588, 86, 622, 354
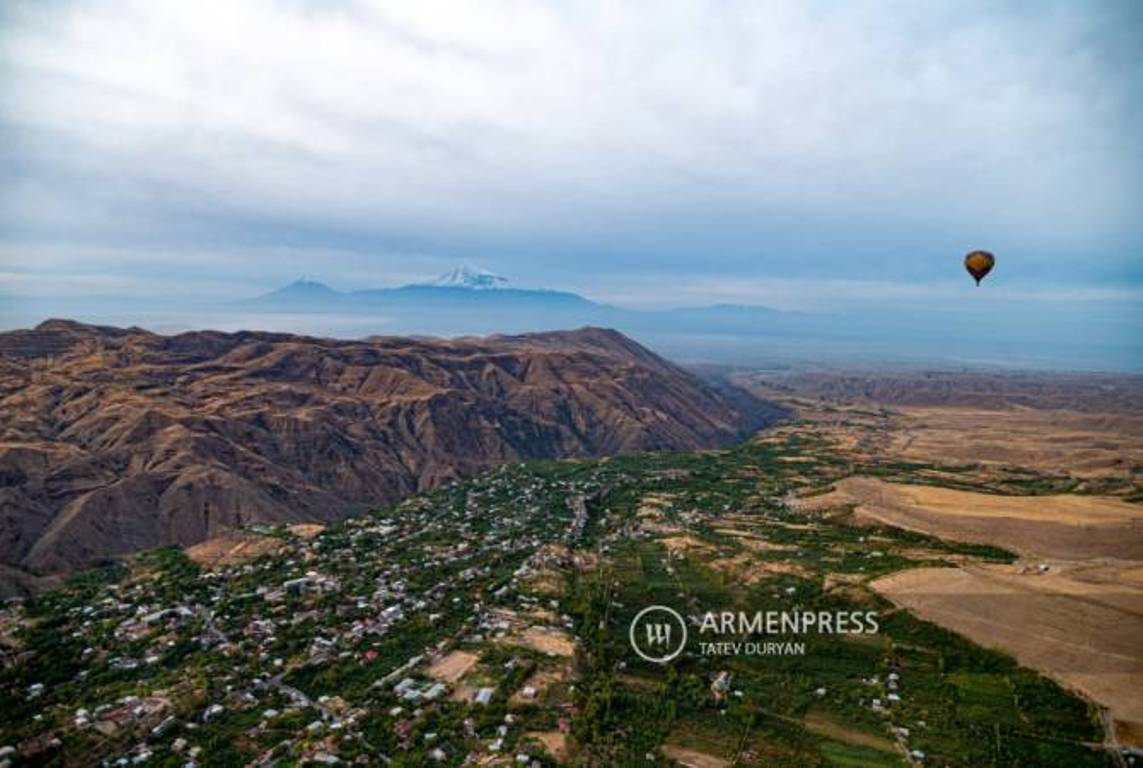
0, 321, 768, 581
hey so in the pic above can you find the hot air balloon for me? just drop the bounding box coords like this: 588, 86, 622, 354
964, 250, 995, 286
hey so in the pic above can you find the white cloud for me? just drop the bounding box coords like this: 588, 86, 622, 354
0, 0, 1138, 285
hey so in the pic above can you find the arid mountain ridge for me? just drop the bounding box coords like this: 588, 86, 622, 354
0, 320, 773, 590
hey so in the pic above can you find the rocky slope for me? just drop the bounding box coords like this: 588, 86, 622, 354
0, 320, 765, 585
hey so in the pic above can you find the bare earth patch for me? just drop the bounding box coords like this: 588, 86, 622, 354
739, 538, 798, 554
286, 523, 325, 539
736, 371, 1142, 485
527, 607, 558, 623
890, 406, 1143, 478
425, 650, 479, 683
661, 534, 714, 555
449, 683, 476, 703
185, 530, 287, 568
518, 626, 576, 657
871, 564, 1143, 744
528, 731, 568, 761
709, 553, 810, 583
830, 477, 1143, 560
660, 744, 730, 768
822, 572, 868, 591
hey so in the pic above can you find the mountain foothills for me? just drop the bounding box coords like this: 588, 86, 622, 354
0, 320, 770, 589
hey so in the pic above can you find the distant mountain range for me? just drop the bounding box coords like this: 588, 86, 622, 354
238, 268, 1140, 372
244, 268, 814, 339
249, 268, 597, 317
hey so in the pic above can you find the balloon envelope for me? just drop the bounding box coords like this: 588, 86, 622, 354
964, 250, 995, 285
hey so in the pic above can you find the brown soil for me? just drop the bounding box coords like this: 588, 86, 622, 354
739, 371, 1142, 492
449, 683, 476, 703
661, 535, 715, 555
527, 731, 569, 761
871, 564, 1143, 744
527, 608, 558, 623
709, 553, 810, 583
286, 523, 325, 539
1117, 721, 1143, 748
822, 572, 868, 591
827, 477, 1143, 560
425, 650, 479, 683
185, 530, 287, 568
660, 744, 730, 768
890, 406, 1143, 478
517, 626, 576, 657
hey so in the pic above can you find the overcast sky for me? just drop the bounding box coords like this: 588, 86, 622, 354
1, 0, 1140, 313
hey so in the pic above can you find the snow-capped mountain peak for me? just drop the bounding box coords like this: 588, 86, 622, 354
424, 266, 509, 290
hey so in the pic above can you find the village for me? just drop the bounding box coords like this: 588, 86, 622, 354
0, 461, 609, 767
0, 441, 1120, 767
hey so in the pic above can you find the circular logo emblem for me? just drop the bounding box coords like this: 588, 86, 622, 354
629, 605, 688, 663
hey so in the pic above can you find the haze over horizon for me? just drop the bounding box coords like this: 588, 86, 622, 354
1, 0, 1140, 369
